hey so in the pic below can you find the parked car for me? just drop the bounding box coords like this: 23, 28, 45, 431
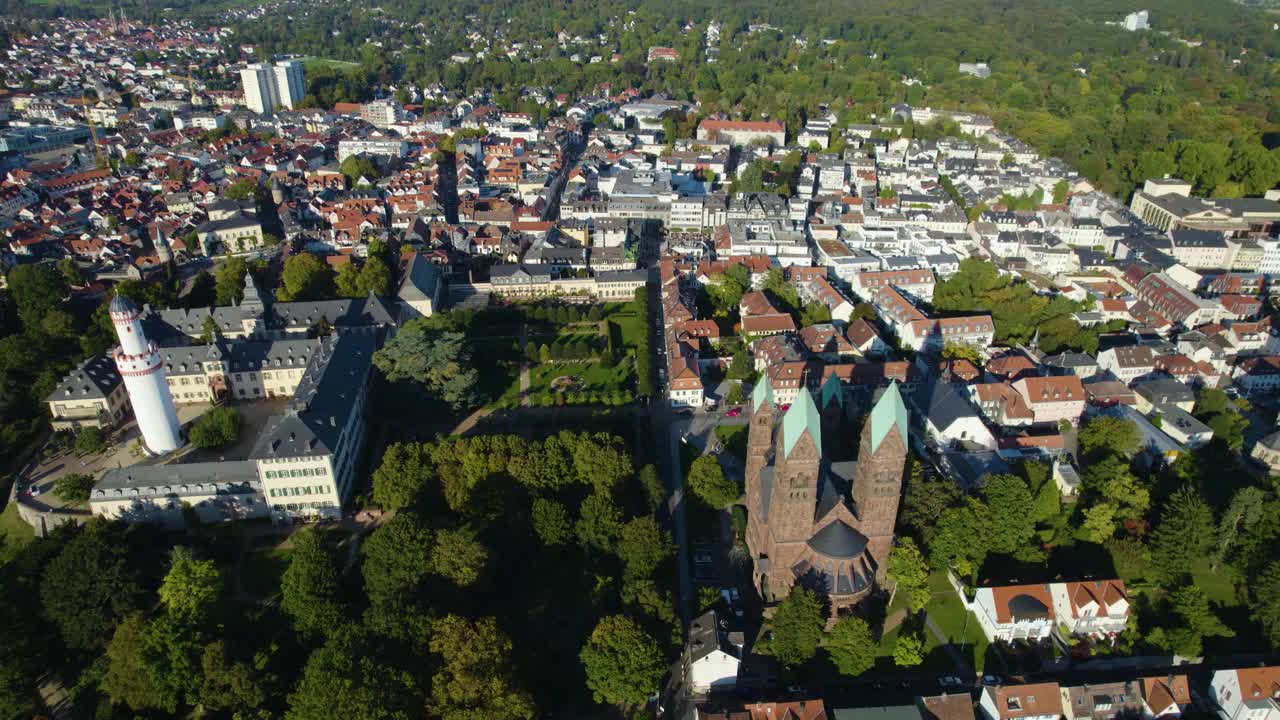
777, 403, 791, 412
725, 407, 742, 417
982, 675, 1004, 686
939, 676, 964, 687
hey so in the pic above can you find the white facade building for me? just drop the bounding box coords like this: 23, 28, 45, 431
240, 60, 305, 114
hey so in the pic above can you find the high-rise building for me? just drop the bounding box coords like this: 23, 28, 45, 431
239, 63, 275, 114
109, 294, 182, 454
744, 376, 908, 616
271, 60, 305, 110
240, 60, 305, 115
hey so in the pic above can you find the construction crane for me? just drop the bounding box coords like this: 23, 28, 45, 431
82, 93, 106, 169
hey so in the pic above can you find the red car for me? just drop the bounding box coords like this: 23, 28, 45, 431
778, 403, 791, 412
724, 407, 742, 417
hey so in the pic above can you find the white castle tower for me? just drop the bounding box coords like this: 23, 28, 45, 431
110, 294, 182, 454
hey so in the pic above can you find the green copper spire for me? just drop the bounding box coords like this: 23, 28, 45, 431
869, 381, 909, 452
783, 389, 822, 458
820, 371, 844, 409
751, 373, 774, 412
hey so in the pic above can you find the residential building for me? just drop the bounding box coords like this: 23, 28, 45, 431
971, 584, 1056, 642
1097, 346, 1156, 385
47, 354, 129, 431
696, 118, 786, 147
1251, 430, 1280, 474
684, 610, 742, 694
1049, 579, 1129, 640
980, 683, 1063, 720
1012, 375, 1086, 426
1209, 667, 1280, 720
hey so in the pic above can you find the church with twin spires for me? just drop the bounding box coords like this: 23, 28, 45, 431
745, 374, 909, 615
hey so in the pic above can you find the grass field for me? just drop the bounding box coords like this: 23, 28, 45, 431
922, 571, 998, 673
0, 503, 34, 564
299, 57, 361, 70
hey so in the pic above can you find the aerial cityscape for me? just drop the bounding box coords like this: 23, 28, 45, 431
1, 0, 1280, 718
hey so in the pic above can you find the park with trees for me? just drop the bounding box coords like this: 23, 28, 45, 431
0, 429, 678, 718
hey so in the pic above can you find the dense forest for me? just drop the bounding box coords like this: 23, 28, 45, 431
0, 430, 678, 719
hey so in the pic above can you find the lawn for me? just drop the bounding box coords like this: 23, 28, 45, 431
0, 503, 34, 564
299, 56, 361, 70
607, 313, 645, 350
922, 571, 998, 673
531, 360, 634, 394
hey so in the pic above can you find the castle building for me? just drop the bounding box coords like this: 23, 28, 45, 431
109, 294, 183, 454
745, 374, 909, 615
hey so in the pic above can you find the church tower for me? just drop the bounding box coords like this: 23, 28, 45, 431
851, 382, 909, 578
745, 375, 774, 552
768, 389, 823, 543
110, 294, 182, 454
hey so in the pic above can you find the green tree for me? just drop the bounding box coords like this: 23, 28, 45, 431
1078, 416, 1140, 459
7, 262, 69, 333
158, 546, 221, 625
1082, 502, 1118, 543
102, 613, 161, 711
52, 472, 96, 504
224, 178, 258, 201
580, 615, 665, 709
188, 406, 240, 448
199, 640, 267, 713
430, 615, 535, 720
214, 257, 248, 306
826, 616, 876, 677
362, 510, 435, 602
280, 529, 345, 639
687, 455, 738, 508
769, 587, 824, 668
576, 491, 623, 551
928, 503, 989, 577
335, 261, 362, 298
276, 252, 335, 302
531, 498, 574, 545
1250, 563, 1280, 649
1149, 485, 1216, 582
941, 342, 981, 365
617, 516, 674, 580
40, 520, 143, 650
1149, 585, 1234, 657
982, 474, 1036, 555
894, 630, 925, 668
432, 526, 489, 586
358, 255, 394, 296
287, 626, 421, 720
339, 155, 381, 186
371, 442, 431, 511
637, 463, 666, 513
373, 318, 481, 411
72, 425, 105, 453
887, 538, 930, 613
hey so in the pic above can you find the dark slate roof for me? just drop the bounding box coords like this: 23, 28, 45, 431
93, 460, 259, 499
816, 460, 856, 521
397, 253, 442, 304
250, 334, 377, 460
919, 377, 979, 432
269, 294, 397, 330
50, 353, 121, 401
688, 610, 742, 665
109, 293, 136, 314
807, 519, 868, 559
1133, 378, 1194, 405
1042, 351, 1097, 369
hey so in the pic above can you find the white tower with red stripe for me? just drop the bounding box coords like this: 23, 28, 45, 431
110, 294, 182, 454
